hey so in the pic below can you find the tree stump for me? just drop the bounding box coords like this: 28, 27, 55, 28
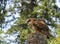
27, 32, 47, 44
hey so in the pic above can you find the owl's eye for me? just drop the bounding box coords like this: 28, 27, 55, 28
27, 20, 30, 22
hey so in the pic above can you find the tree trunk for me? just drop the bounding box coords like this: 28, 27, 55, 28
27, 32, 47, 44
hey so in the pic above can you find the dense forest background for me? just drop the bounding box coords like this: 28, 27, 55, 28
0, 0, 60, 44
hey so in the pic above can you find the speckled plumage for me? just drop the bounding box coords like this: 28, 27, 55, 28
26, 18, 53, 38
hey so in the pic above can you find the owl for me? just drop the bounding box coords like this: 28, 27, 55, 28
26, 18, 53, 38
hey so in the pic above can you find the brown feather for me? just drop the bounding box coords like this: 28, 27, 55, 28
26, 18, 53, 38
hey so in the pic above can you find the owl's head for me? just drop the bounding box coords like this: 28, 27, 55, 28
26, 18, 36, 25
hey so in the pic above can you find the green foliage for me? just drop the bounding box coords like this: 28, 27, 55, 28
0, 30, 3, 34
6, 0, 60, 43
33, 0, 59, 27
0, 0, 7, 27
48, 26, 60, 44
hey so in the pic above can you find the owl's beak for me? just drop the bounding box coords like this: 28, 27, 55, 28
25, 20, 28, 24
25, 21, 30, 26
25, 19, 31, 25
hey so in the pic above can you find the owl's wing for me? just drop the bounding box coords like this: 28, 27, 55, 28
33, 21, 49, 31
33, 21, 53, 38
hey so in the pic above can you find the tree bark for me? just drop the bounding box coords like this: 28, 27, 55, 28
27, 32, 47, 44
